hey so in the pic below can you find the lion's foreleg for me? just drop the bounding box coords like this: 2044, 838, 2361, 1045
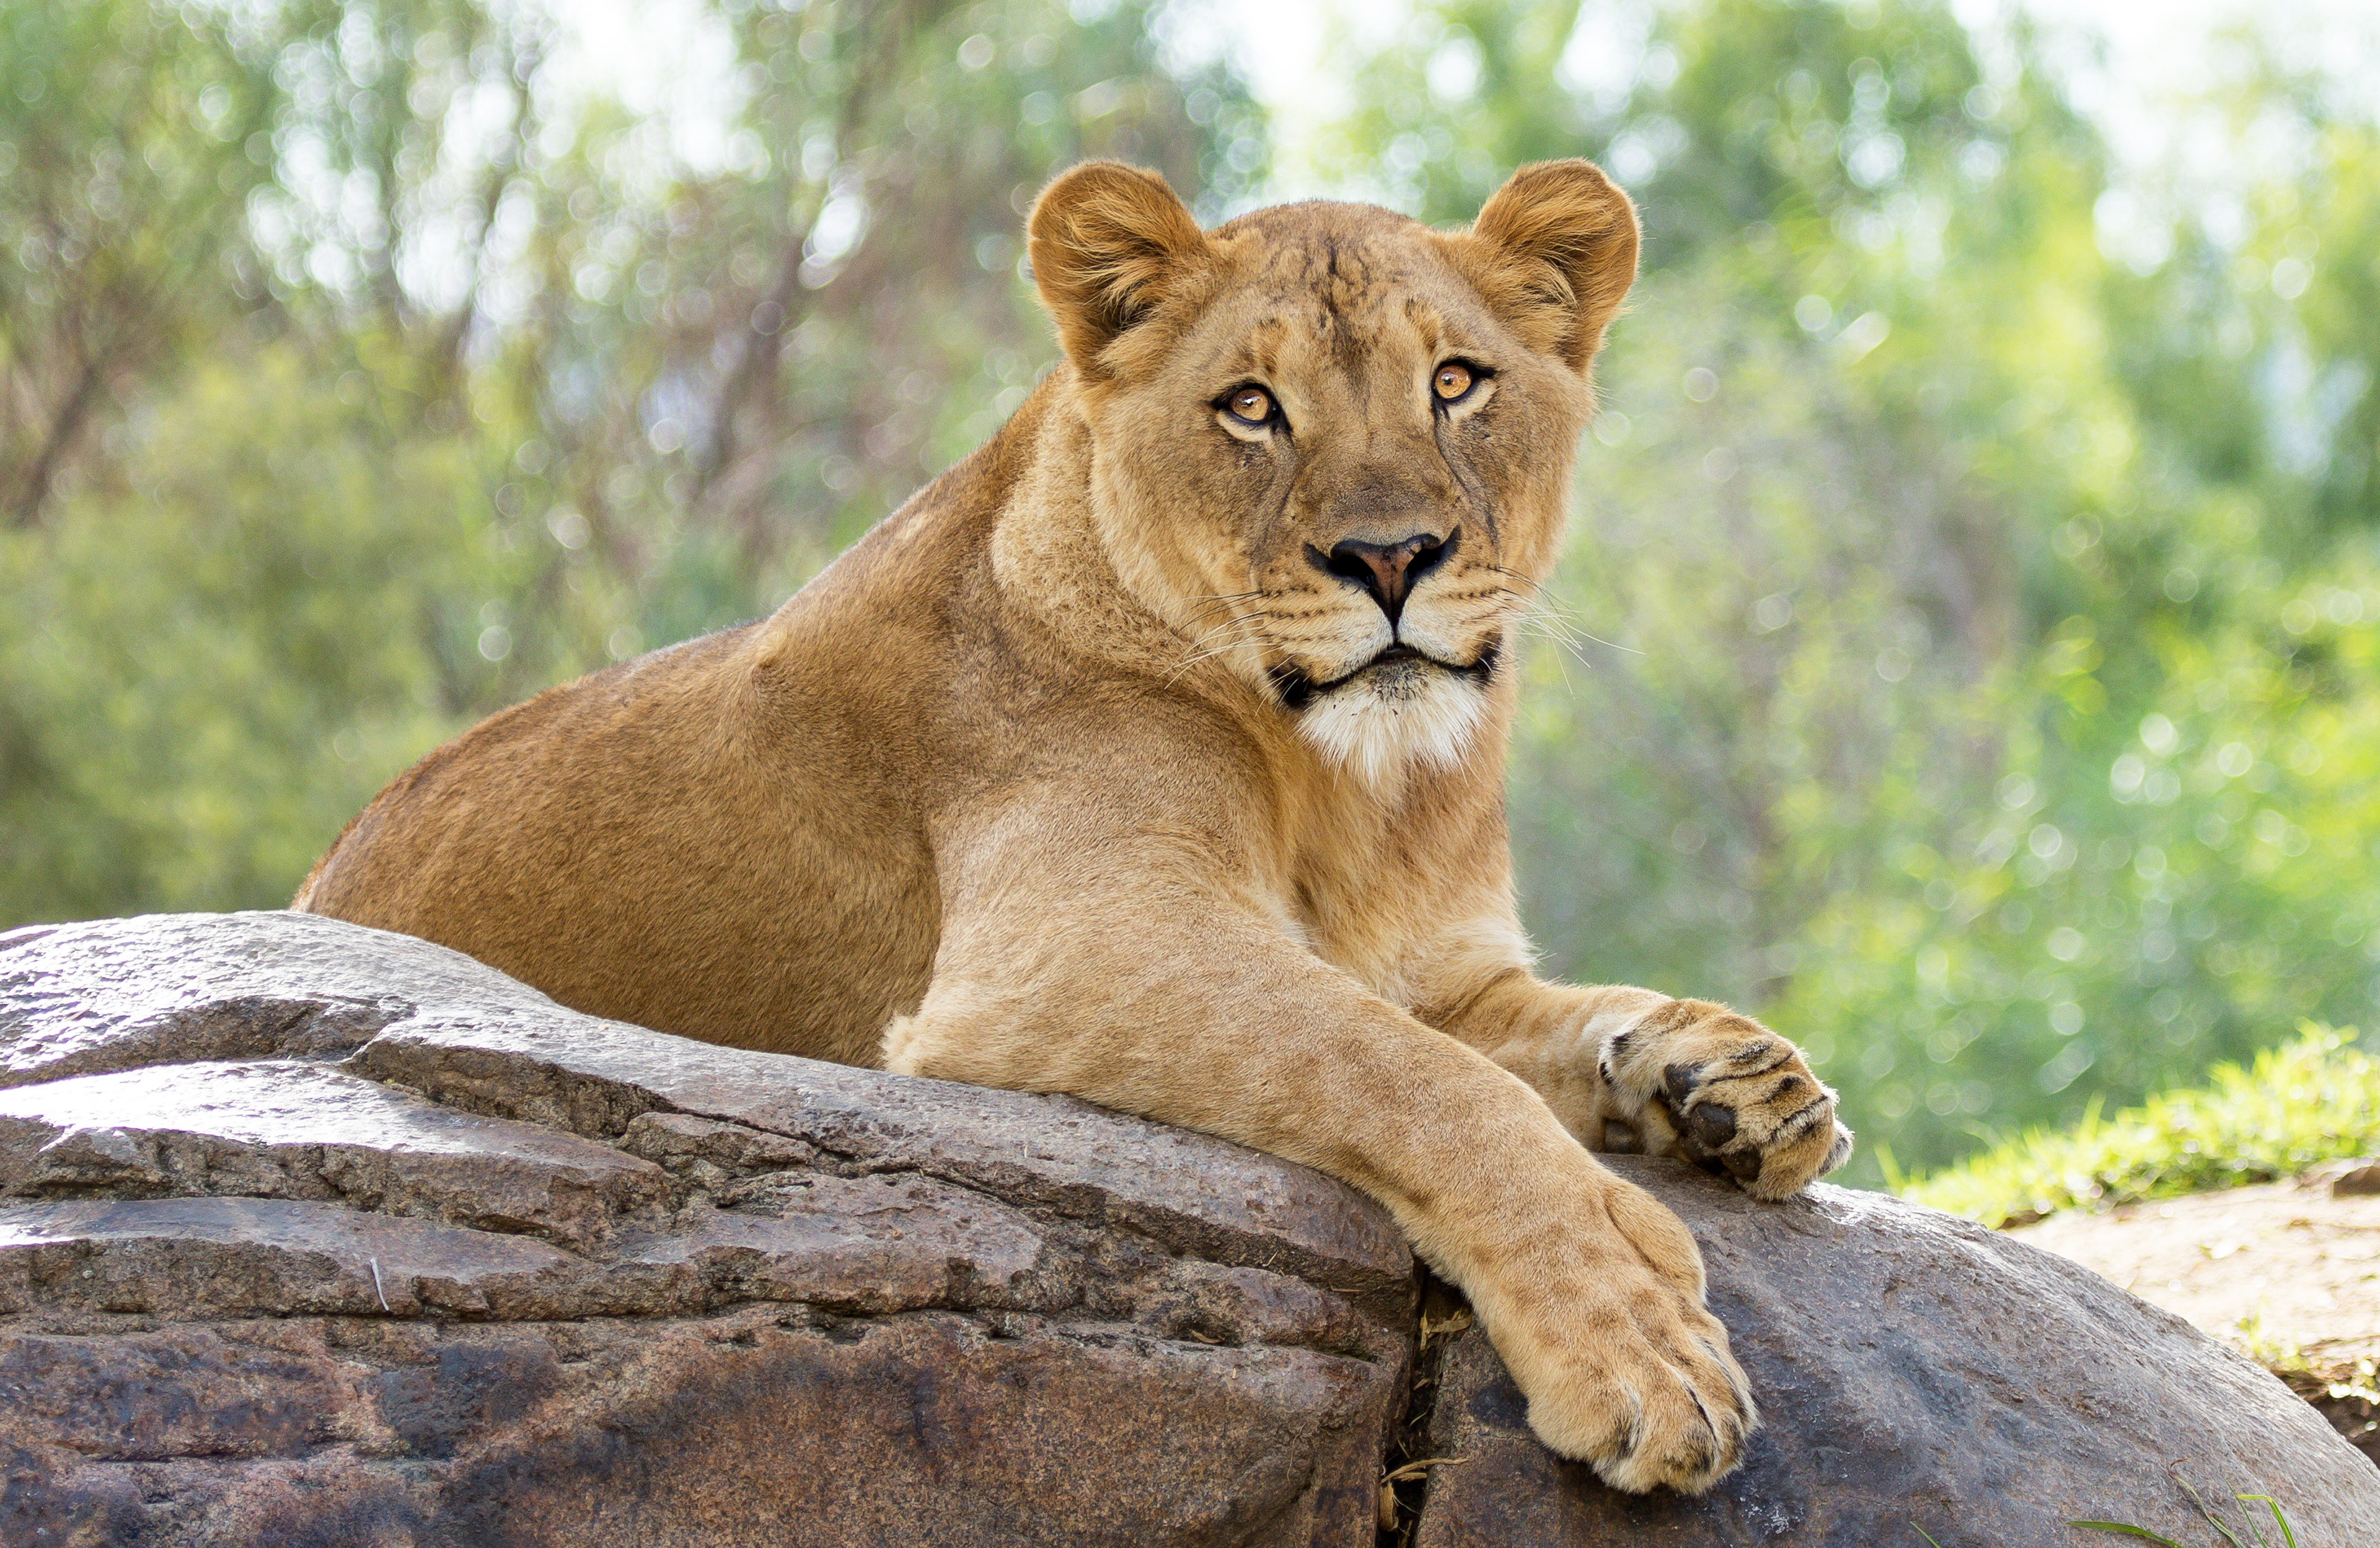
882, 843, 1756, 1495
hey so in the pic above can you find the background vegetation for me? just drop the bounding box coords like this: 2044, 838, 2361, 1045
4, 0, 2374, 1185
1908, 1023, 2380, 1225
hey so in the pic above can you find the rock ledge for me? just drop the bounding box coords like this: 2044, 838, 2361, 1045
5, 912, 2374, 1547
1, 912, 1412, 1547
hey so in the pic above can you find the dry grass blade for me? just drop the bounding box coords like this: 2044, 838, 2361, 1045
1380, 1456, 1468, 1485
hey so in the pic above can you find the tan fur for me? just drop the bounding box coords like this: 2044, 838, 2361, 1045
297, 160, 1851, 1493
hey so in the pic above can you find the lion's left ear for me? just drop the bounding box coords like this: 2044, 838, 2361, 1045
1455, 160, 1639, 373
1029, 161, 1213, 376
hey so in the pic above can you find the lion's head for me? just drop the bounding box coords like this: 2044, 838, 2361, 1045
1027, 159, 1637, 785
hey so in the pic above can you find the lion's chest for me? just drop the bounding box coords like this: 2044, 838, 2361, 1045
1264, 873, 1462, 1019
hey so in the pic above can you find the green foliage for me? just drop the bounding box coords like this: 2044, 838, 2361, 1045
0, 0, 281, 516
1312, 0, 2380, 1180
1903, 1024, 2380, 1226
0, 345, 527, 918
0, 0, 1255, 920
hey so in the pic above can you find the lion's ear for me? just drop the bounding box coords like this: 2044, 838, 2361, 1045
1028, 161, 1211, 374
1458, 160, 1639, 372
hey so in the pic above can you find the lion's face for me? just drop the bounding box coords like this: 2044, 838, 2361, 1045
1030, 163, 1638, 785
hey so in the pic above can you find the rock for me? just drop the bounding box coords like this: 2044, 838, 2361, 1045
0, 913, 1413, 1547
1408, 1156, 2380, 1548
0, 910, 553, 1089
0, 1060, 668, 1252
2007, 1176, 2380, 1468
2330, 1160, 2380, 1198
12, 912, 2378, 1547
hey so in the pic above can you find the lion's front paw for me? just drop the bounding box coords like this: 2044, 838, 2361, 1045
1480, 1179, 1755, 1493
1599, 998, 1852, 1200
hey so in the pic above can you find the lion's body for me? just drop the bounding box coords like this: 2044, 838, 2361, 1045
299, 375, 1518, 1063
300, 420, 983, 1068
298, 167, 1849, 1494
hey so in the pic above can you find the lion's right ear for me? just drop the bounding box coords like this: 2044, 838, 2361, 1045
1456, 159, 1640, 374
1028, 162, 1211, 375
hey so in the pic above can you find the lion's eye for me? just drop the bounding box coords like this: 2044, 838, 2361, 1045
1226, 386, 1274, 424
1434, 362, 1476, 402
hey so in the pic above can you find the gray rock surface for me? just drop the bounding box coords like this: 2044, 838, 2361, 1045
1409, 1155, 2380, 1548
9, 911, 2375, 1548
0, 912, 1414, 1547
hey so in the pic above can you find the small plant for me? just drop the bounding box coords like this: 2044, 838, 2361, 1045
1911, 1479, 2300, 1548
2073, 1473, 2298, 1548
1904, 1024, 2379, 1227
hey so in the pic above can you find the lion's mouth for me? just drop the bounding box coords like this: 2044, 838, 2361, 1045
1269, 641, 1499, 710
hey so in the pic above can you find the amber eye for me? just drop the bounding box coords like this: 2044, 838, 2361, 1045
1434, 362, 1476, 402
1225, 386, 1274, 424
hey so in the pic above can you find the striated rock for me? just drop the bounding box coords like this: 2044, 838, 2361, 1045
11, 911, 2377, 1547
0, 913, 1413, 1547
0, 1059, 668, 1251
0, 912, 552, 1088
1409, 1155, 2380, 1548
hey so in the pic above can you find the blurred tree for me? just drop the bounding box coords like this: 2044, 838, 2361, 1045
0, 0, 1261, 923
0, 0, 280, 523
1319, 0, 2380, 1179
0, 348, 509, 913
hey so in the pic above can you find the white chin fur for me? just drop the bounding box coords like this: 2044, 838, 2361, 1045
1293, 662, 1489, 788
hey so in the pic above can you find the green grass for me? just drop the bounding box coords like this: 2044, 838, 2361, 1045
2073, 1487, 2299, 1548
1913, 1493, 2304, 1541
1898, 1024, 2379, 1228
1911, 1490, 2302, 1547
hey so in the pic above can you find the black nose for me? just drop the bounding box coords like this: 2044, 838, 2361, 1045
1319, 530, 1453, 623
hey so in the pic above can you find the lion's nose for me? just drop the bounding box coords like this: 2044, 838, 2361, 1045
1320, 530, 1453, 623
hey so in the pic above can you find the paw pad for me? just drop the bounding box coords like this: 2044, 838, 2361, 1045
1661, 1060, 1768, 1184
1685, 1102, 1737, 1150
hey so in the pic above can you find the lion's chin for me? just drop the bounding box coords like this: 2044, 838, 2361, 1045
1292, 660, 1491, 789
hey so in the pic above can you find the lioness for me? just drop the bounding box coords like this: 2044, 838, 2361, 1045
297, 159, 1851, 1493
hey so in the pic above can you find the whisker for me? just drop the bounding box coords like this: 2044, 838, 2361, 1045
1185, 589, 1270, 622
1173, 611, 1264, 662
1163, 609, 1273, 685
1569, 623, 1642, 656
1478, 563, 1548, 595
1163, 636, 1261, 685
1492, 583, 1641, 656
1171, 618, 1266, 671
1492, 592, 1604, 680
